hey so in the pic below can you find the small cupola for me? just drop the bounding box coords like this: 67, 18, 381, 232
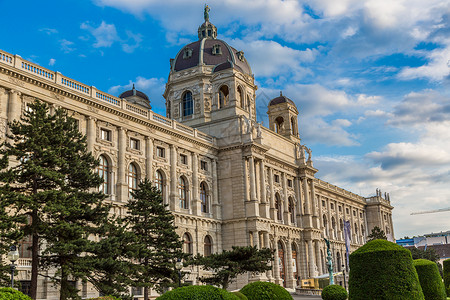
267, 91, 300, 142
119, 84, 151, 110
198, 5, 217, 40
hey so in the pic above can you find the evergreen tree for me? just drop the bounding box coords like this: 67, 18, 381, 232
84, 217, 134, 298
190, 246, 273, 289
123, 179, 186, 300
367, 226, 387, 242
0, 100, 109, 299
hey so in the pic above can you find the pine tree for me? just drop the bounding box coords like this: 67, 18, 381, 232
0, 99, 109, 299
190, 246, 273, 289
123, 179, 186, 300
367, 226, 387, 242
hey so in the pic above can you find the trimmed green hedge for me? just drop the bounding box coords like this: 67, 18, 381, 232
348, 239, 424, 300
444, 258, 450, 296
156, 285, 239, 300
321, 284, 348, 300
240, 281, 293, 300
413, 259, 446, 300
232, 291, 248, 300
0, 288, 32, 300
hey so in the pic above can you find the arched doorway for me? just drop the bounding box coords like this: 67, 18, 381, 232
292, 243, 298, 286
278, 241, 286, 287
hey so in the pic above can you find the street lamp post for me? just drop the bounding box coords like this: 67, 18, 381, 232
7, 245, 19, 289
175, 259, 183, 288
342, 264, 346, 290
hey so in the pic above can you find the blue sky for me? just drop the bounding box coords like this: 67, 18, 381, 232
2, 0, 450, 238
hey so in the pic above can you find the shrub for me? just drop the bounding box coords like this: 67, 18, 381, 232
444, 258, 450, 296
0, 288, 32, 300
232, 291, 248, 300
348, 239, 424, 300
240, 281, 293, 300
156, 285, 239, 300
413, 259, 446, 300
321, 284, 348, 300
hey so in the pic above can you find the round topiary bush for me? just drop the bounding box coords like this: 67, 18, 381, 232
232, 291, 248, 300
0, 288, 32, 300
348, 239, 424, 300
444, 258, 450, 296
321, 284, 348, 300
156, 285, 239, 300
413, 259, 446, 300
240, 281, 293, 300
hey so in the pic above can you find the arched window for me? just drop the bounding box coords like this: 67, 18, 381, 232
354, 223, 359, 243
98, 155, 109, 194
183, 233, 193, 254
182, 91, 193, 116
200, 182, 209, 213
204, 235, 212, 256
128, 163, 139, 197
179, 177, 188, 209
275, 116, 284, 134
337, 251, 341, 271
275, 194, 282, 221
155, 170, 164, 196
288, 197, 295, 224
332, 217, 336, 239
237, 86, 245, 109
290, 117, 296, 135
323, 215, 328, 237
218, 85, 229, 108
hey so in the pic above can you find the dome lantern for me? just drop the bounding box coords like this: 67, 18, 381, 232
198, 5, 217, 40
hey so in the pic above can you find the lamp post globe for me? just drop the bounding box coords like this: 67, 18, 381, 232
175, 259, 183, 287
7, 245, 19, 288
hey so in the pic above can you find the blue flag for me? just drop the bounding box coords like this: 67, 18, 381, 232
344, 220, 351, 268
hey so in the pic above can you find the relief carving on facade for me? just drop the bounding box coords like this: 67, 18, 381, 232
8, 76, 25, 87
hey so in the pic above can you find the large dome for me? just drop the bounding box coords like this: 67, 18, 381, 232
171, 6, 252, 76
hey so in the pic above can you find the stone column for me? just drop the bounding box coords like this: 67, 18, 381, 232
273, 238, 281, 283
253, 230, 260, 249
285, 239, 296, 288
310, 180, 319, 228
264, 232, 273, 281
7, 90, 21, 138
192, 153, 201, 215
302, 178, 312, 228
116, 127, 128, 202
282, 173, 289, 224
145, 137, 153, 181
249, 157, 257, 201
259, 160, 269, 217
307, 240, 316, 277
212, 159, 220, 219
318, 195, 324, 234
169, 145, 177, 211
246, 156, 259, 217
86, 117, 96, 154
269, 168, 275, 220
315, 241, 323, 275
295, 177, 302, 226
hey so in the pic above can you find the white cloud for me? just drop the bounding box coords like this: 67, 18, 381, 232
398, 46, 450, 81
48, 58, 56, 66
59, 39, 75, 53
81, 21, 143, 53
39, 28, 58, 35
229, 39, 318, 78
81, 21, 120, 48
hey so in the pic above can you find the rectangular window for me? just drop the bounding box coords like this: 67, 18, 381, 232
130, 138, 140, 150
101, 128, 111, 141
353, 210, 356, 216
287, 179, 293, 187
360, 212, 363, 218
201, 160, 208, 171
330, 203, 334, 209
157, 147, 165, 158
322, 200, 326, 207
19, 281, 31, 297
339, 206, 342, 212
346, 208, 349, 214
132, 287, 143, 296
274, 174, 280, 183
180, 154, 187, 164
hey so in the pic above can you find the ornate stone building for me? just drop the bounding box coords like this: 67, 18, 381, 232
0, 9, 393, 299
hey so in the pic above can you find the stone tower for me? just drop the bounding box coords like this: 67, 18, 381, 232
267, 92, 300, 143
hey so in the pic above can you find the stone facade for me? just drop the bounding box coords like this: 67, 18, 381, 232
0, 14, 393, 299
